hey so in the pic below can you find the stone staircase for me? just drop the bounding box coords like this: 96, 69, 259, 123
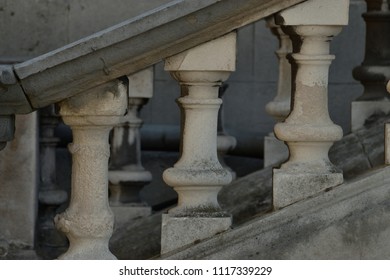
2, 0, 390, 260
110, 112, 390, 259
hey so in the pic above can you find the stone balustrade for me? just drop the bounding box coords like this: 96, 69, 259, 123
0, 0, 367, 260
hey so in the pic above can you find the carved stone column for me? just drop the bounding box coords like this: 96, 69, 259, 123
352, 0, 390, 131
55, 80, 127, 259
273, 0, 349, 209
109, 68, 153, 225
161, 32, 236, 254
264, 16, 292, 167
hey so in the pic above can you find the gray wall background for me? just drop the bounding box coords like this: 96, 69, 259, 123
0, 0, 366, 156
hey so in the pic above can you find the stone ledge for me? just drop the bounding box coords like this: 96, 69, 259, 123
160, 214, 231, 255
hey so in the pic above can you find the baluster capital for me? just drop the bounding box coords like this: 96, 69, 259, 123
59, 81, 127, 127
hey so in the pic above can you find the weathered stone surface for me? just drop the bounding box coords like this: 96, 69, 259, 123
161, 33, 237, 253
164, 166, 390, 259
1, 1, 364, 151
276, 0, 349, 26
273, 23, 346, 208
110, 112, 389, 259
0, 0, 370, 260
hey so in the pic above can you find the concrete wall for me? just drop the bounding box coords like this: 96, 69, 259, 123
0, 0, 369, 258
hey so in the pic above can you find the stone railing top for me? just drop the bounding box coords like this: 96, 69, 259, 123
0, 0, 306, 115
276, 0, 349, 26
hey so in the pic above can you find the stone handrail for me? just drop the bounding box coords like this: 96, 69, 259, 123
0, 0, 306, 116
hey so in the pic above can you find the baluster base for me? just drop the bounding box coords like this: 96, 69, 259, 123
273, 167, 343, 210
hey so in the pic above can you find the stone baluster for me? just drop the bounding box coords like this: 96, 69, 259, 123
55, 80, 127, 259
37, 105, 68, 258
108, 68, 153, 225
273, 0, 349, 209
264, 16, 292, 167
352, 0, 390, 131
217, 84, 237, 180
161, 32, 236, 254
